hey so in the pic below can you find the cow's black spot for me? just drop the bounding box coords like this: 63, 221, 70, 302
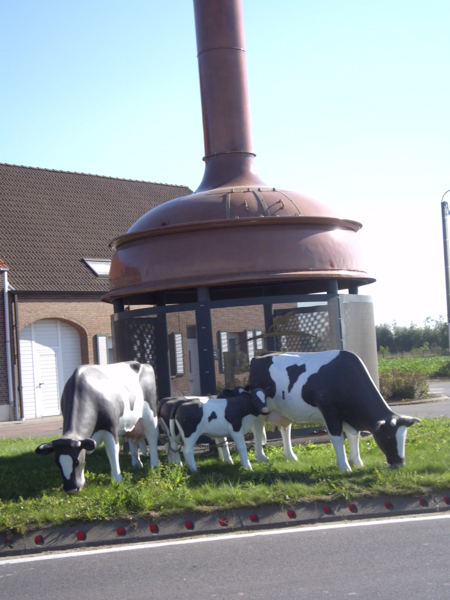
286, 364, 306, 393
208, 411, 217, 422
224, 397, 245, 432
301, 351, 391, 438
248, 355, 277, 397
128, 362, 141, 374
175, 400, 204, 439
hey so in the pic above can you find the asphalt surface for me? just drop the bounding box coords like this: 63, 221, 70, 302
2, 515, 450, 599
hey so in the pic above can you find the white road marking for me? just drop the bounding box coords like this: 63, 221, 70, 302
1, 513, 450, 566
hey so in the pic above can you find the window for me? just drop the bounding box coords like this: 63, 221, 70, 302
169, 332, 185, 376
82, 258, 111, 278
218, 329, 265, 373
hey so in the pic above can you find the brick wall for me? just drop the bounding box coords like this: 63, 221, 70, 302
16, 294, 114, 365
4, 294, 290, 406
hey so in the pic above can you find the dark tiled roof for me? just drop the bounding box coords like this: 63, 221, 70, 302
0, 163, 192, 293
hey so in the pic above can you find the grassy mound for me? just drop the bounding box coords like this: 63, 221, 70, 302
1, 417, 448, 535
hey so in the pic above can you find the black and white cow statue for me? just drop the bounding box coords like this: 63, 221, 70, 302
158, 388, 247, 467
168, 388, 270, 472
35, 362, 159, 493
248, 351, 420, 470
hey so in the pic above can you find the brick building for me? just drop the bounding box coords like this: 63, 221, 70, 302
0, 163, 194, 421
0, 163, 271, 421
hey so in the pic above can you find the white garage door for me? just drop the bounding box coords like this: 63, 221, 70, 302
19, 320, 82, 419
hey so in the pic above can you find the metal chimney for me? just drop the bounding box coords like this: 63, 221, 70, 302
105, 0, 374, 304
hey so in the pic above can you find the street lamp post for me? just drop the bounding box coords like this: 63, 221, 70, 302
441, 190, 450, 354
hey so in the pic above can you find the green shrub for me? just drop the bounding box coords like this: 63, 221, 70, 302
379, 368, 428, 400
433, 361, 450, 378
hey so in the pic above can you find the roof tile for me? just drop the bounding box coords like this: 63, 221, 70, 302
0, 163, 192, 292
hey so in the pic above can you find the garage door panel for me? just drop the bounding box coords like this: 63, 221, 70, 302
37, 351, 60, 417
19, 325, 37, 419
19, 319, 82, 419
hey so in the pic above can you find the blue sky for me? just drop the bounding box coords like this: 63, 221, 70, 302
2, 0, 450, 326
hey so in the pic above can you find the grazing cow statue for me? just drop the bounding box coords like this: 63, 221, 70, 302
35, 362, 159, 493
168, 388, 270, 472
248, 351, 420, 470
157, 387, 246, 466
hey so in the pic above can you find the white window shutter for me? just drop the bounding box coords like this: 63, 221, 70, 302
254, 329, 264, 351
169, 332, 185, 376
95, 334, 109, 365
246, 330, 255, 362
218, 330, 229, 372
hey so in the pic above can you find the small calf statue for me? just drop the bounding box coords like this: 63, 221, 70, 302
157, 388, 246, 466
35, 362, 159, 493
248, 351, 420, 470
169, 388, 270, 472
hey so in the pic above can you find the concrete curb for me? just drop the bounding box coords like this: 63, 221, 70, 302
2, 493, 450, 558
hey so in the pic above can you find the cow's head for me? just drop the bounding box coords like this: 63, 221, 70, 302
373, 416, 420, 467
243, 388, 271, 416
35, 438, 96, 494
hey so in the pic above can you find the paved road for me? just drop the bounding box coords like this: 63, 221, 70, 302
396, 398, 450, 419
2, 515, 450, 600
429, 380, 450, 397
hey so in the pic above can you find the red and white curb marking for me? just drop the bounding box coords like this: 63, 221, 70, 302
2, 493, 450, 556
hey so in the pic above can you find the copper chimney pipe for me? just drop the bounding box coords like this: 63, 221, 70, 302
105, 0, 373, 303
194, 0, 266, 192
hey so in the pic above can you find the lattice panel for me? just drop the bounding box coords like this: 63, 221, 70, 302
273, 307, 336, 353
112, 318, 157, 369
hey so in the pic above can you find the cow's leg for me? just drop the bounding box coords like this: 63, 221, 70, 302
137, 436, 148, 457
280, 424, 298, 461
142, 407, 159, 467
328, 432, 352, 471
216, 437, 234, 464
343, 422, 363, 467
181, 437, 198, 473
230, 431, 252, 470
100, 431, 123, 482
252, 415, 269, 462
163, 442, 172, 463
128, 438, 143, 469
159, 419, 182, 465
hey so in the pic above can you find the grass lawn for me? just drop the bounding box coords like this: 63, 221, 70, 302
379, 355, 450, 377
1, 417, 449, 535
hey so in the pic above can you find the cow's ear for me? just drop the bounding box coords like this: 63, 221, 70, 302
81, 438, 96, 452
398, 416, 421, 428
35, 442, 55, 455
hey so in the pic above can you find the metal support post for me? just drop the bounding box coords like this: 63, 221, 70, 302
195, 287, 217, 395
154, 312, 172, 400
441, 190, 450, 354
